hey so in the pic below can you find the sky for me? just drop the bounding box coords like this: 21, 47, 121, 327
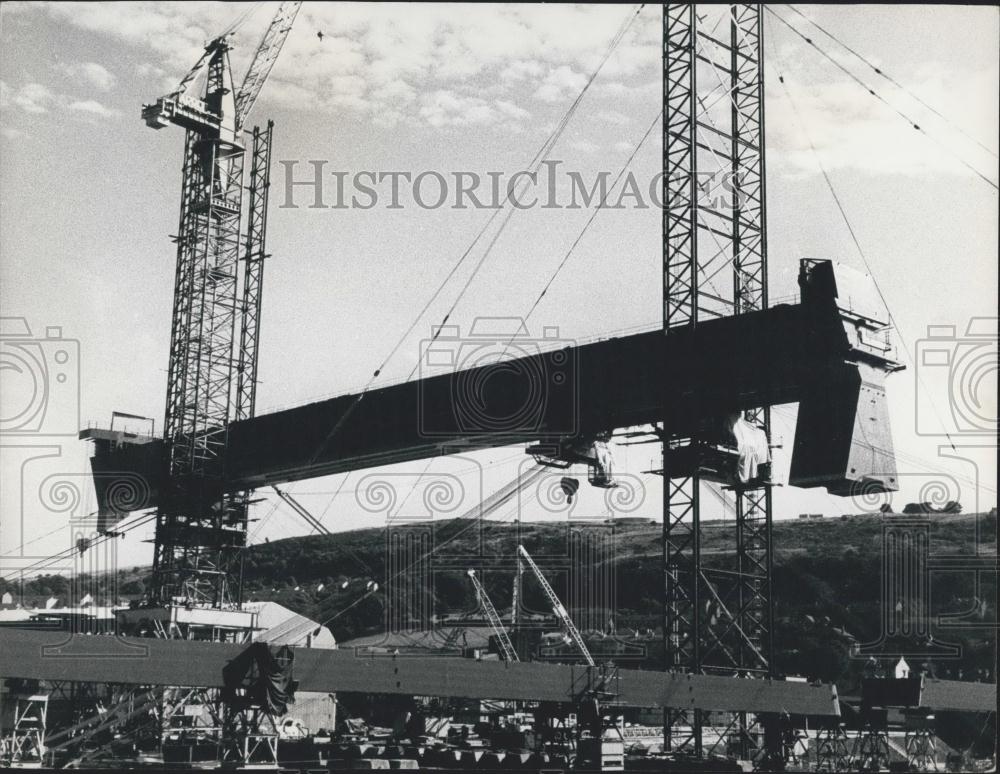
0, 3, 996, 580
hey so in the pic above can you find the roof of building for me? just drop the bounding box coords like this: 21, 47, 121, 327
242, 600, 336, 649
0, 608, 33, 622
340, 626, 493, 652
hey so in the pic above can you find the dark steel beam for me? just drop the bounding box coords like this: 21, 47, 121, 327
82, 260, 902, 523
0, 628, 842, 716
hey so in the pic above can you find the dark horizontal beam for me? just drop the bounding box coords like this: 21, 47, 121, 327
83, 260, 902, 519
0, 628, 840, 716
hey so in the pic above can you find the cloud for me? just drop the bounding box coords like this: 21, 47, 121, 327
55, 61, 116, 91
495, 100, 530, 122
40, 3, 216, 71
22, 2, 660, 130
7, 82, 55, 114
414, 91, 532, 131
568, 138, 599, 154
766, 66, 999, 180
2, 79, 119, 121
418, 91, 496, 128
500, 60, 545, 86
596, 110, 631, 126
532, 65, 588, 103
68, 99, 120, 118
135, 62, 175, 94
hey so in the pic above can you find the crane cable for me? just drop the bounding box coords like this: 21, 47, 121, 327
402, 3, 648, 383
6, 7, 648, 586
784, 3, 999, 162
218, 1, 266, 39
504, 108, 662, 356
253, 5, 647, 547
0, 510, 158, 584
293, 4, 645, 477
765, 6, 999, 192
506, 12, 754, 352
767, 42, 961, 455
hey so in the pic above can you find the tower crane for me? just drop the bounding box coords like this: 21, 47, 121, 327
141, 1, 302, 609
517, 545, 595, 667
466, 570, 519, 663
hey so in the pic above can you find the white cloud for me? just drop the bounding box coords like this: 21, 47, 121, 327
415, 91, 532, 131
136, 62, 175, 94
419, 90, 494, 128
500, 59, 545, 86
495, 100, 530, 122
23, 2, 660, 130
55, 61, 116, 91
568, 138, 599, 154
8, 82, 55, 114
68, 99, 120, 118
532, 65, 587, 103
766, 67, 999, 180
371, 79, 417, 106
2, 79, 119, 121
596, 110, 631, 126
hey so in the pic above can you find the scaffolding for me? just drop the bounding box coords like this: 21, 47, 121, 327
661, 3, 773, 761
0, 689, 47, 768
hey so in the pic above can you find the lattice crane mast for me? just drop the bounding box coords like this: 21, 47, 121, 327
141, 2, 301, 608
517, 545, 595, 667
467, 570, 519, 663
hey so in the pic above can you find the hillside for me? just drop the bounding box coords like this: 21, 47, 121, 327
6, 512, 996, 694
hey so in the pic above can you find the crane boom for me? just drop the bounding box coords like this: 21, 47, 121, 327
467, 570, 519, 662
517, 545, 595, 667
140, 0, 298, 607
511, 554, 522, 626
236, 1, 303, 129
272, 486, 330, 535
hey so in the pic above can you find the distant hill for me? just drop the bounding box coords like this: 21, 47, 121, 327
3, 511, 995, 694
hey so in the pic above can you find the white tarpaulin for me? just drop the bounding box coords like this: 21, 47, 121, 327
729, 416, 770, 483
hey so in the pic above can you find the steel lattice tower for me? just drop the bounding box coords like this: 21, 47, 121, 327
150, 41, 273, 608
662, 3, 773, 759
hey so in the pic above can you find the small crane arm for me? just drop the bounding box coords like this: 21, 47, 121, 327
467, 570, 519, 662
517, 545, 595, 666
236, 1, 303, 130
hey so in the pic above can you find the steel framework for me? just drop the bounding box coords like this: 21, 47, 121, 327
814, 723, 851, 772
144, 2, 296, 612
150, 72, 273, 607
662, 3, 773, 759
468, 570, 519, 662
904, 720, 938, 772
0, 691, 47, 767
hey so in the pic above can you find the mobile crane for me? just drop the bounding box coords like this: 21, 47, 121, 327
518, 545, 595, 667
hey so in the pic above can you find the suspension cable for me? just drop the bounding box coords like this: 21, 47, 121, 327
765, 6, 998, 191
768, 55, 961, 453
784, 3, 999, 161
